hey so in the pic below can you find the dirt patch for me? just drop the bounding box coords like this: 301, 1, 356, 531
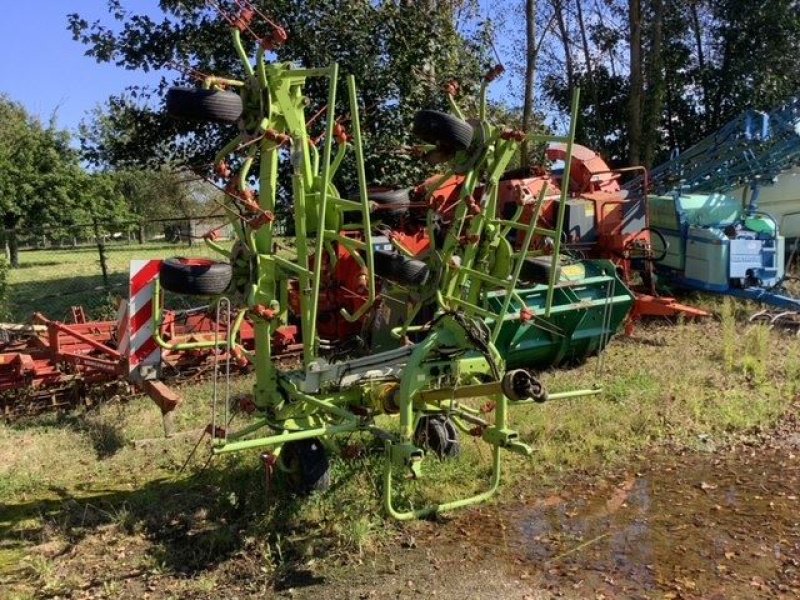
303, 417, 800, 599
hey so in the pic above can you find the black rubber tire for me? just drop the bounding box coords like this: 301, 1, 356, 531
500, 166, 536, 181
166, 87, 243, 124
362, 188, 411, 223
412, 110, 474, 151
414, 416, 460, 459
373, 249, 430, 287
159, 257, 233, 296
282, 438, 331, 495
366, 188, 410, 205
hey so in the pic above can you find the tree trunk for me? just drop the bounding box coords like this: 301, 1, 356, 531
521, 0, 539, 166
575, 0, 599, 142
4, 213, 19, 268
689, 1, 710, 130
642, 0, 665, 169
575, 0, 594, 84
553, 0, 574, 91
628, 0, 643, 166
7, 230, 19, 269
711, 37, 732, 130
92, 218, 109, 287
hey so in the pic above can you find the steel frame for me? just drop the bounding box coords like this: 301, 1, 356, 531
174, 21, 604, 518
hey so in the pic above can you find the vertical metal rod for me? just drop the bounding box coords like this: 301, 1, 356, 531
595, 277, 615, 380
545, 87, 581, 316
292, 173, 313, 368
491, 185, 548, 343
341, 74, 376, 322
222, 297, 232, 434
212, 302, 220, 440
307, 63, 339, 353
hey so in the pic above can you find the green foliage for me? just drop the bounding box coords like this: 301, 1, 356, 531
109, 168, 220, 220
69, 1, 492, 190
538, 0, 800, 167
0, 95, 133, 236
707, 0, 800, 127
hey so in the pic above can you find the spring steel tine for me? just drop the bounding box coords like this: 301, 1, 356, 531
212, 300, 220, 441
222, 296, 232, 434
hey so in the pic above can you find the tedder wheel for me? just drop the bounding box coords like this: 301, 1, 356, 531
367, 188, 411, 223
281, 438, 332, 495
373, 249, 430, 287
159, 258, 233, 296
414, 415, 461, 459
166, 87, 244, 124
345, 188, 411, 226
412, 110, 474, 151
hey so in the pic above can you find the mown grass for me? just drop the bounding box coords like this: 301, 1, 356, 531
1, 300, 797, 597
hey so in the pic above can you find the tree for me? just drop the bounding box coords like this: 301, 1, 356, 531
708, 0, 800, 128
521, 0, 538, 165
69, 1, 492, 194
627, 0, 643, 166
540, 0, 800, 169
0, 96, 131, 266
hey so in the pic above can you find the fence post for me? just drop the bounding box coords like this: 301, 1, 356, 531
93, 218, 109, 288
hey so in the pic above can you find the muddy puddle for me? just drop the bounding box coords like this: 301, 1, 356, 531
454, 447, 800, 598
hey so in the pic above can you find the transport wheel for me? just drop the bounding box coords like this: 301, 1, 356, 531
414, 415, 461, 459
412, 110, 474, 151
166, 87, 243, 124
282, 438, 332, 495
159, 257, 233, 296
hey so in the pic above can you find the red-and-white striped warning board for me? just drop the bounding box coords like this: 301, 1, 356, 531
127, 259, 162, 373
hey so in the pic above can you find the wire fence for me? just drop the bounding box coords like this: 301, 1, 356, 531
3, 215, 289, 322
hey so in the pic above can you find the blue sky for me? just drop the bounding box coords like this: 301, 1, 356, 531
0, 1, 164, 132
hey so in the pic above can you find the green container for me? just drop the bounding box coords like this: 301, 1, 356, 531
486, 260, 634, 369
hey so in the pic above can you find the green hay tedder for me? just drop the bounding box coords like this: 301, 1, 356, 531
155, 8, 633, 518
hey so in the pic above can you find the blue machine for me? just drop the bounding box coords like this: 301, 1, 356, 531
626, 96, 800, 310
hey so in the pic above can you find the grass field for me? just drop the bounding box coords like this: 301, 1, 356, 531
2, 239, 798, 595
1, 301, 798, 597
6, 242, 226, 321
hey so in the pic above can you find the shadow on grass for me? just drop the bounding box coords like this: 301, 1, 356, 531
62, 413, 128, 459
14, 261, 63, 269
0, 450, 378, 587
1, 464, 298, 572
9, 271, 215, 322
8, 273, 128, 321
5, 410, 130, 458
